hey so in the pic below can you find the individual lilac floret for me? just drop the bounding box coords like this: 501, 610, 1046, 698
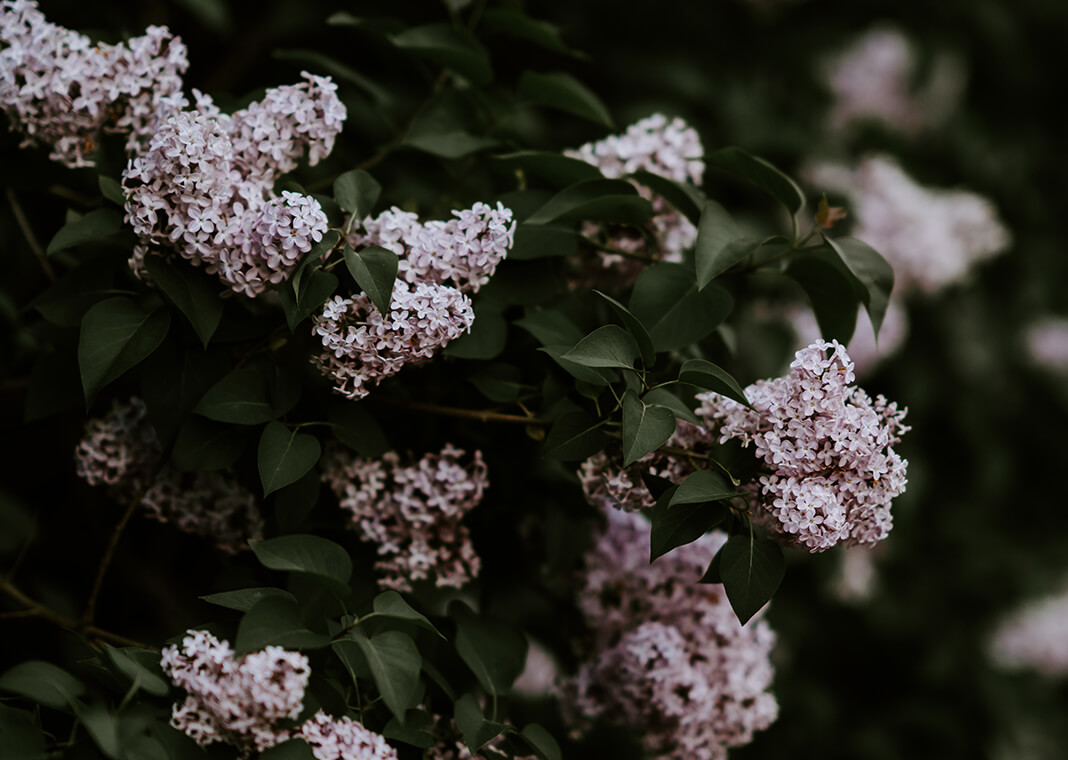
122, 74, 341, 296
352, 201, 516, 294
160, 630, 311, 757
322, 444, 486, 591
563, 508, 778, 760
75, 398, 263, 553
0, 0, 188, 166
311, 283, 474, 400
989, 587, 1068, 677
805, 155, 1011, 293
300, 711, 398, 760
565, 114, 704, 275
697, 340, 909, 552
823, 26, 964, 135
579, 420, 713, 512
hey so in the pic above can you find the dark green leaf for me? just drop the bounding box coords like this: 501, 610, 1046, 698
630, 170, 705, 225
0, 704, 47, 758
326, 12, 406, 35
706, 147, 805, 214
194, 366, 276, 424
0, 661, 84, 711
404, 131, 497, 159
373, 590, 445, 638
454, 693, 508, 753
787, 252, 860, 345
78, 297, 170, 405
677, 359, 751, 408
525, 179, 650, 226
334, 169, 381, 217
450, 602, 528, 696
292, 230, 340, 295
200, 587, 297, 612
515, 309, 584, 346
649, 486, 729, 562
621, 392, 676, 466
274, 469, 321, 533
518, 71, 612, 128
561, 325, 639, 369
73, 701, 119, 759
670, 470, 739, 505
273, 49, 391, 104
642, 387, 700, 426
507, 224, 581, 260
520, 724, 562, 760
468, 363, 524, 403
101, 645, 169, 697
594, 290, 655, 366
235, 595, 331, 654
47, 208, 124, 255
481, 8, 575, 55
349, 629, 422, 722
343, 244, 397, 316
98, 175, 124, 206
629, 264, 733, 351
383, 709, 436, 749
30, 263, 116, 327
280, 270, 339, 332
258, 422, 323, 497
143, 256, 223, 347
822, 236, 895, 338
492, 151, 602, 188
694, 201, 766, 286
717, 534, 786, 625
391, 25, 492, 86
171, 417, 245, 471
249, 534, 352, 596
329, 403, 390, 457
544, 412, 610, 461
444, 302, 506, 360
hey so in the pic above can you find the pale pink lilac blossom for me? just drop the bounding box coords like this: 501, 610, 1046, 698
323, 444, 486, 591
122, 74, 344, 296
990, 587, 1068, 677
805, 155, 1011, 293
697, 340, 909, 552
160, 630, 311, 756
300, 711, 398, 760
564, 508, 778, 759
0, 0, 188, 166
75, 398, 263, 553
1023, 317, 1068, 371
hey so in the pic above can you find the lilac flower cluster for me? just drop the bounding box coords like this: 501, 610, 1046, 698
312, 284, 474, 400
823, 27, 964, 135
160, 630, 311, 755
566, 114, 705, 273
0, 0, 188, 167
579, 420, 713, 512
805, 155, 1011, 293
74, 398, 263, 553
989, 587, 1068, 677
300, 711, 399, 760
564, 508, 778, 759
697, 340, 909, 552
353, 202, 516, 293
323, 444, 487, 591
122, 74, 343, 296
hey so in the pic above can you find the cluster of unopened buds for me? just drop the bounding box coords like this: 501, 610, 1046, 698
312, 202, 515, 399
564, 508, 778, 759
161, 630, 398, 759
322, 443, 488, 591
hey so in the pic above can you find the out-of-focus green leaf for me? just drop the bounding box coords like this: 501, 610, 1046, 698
334, 169, 382, 218
391, 25, 492, 86
78, 297, 170, 405
520, 723, 562, 760
630, 170, 705, 225
194, 366, 277, 425
629, 264, 733, 351
450, 602, 528, 696
249, 534, 351, 595
454, 693, 509, 753
507, 224, 581, 260
525, 179, 650, 226
706, 147, 805, 214
47, 208, 124, 255
383, 709, 436, 748
492, 151, 602, 187
329, 403, 390, 457
273, 49, 391, 104
171, 417, 246, 471
518, 71, 612, 128
101, 644, 169, 697
0, 661, 84, 711
444, 302, 507, 359
481, 8, 576, 55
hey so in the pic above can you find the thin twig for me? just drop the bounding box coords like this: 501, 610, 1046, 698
582, 236, 658, 263
657, 444, 713, 461
375, 396, 549, 426
6, 187, 56, 281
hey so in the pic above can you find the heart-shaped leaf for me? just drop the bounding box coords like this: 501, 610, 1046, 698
257, 422, 322, 497
621, 392, 676, 466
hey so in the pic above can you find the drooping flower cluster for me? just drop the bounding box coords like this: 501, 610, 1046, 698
697, 340, 909, 551
0, 0, 188, 166
566, 114, 705, 275
823, 26, 964, 135
989, 587, 1068, 677
312, 284, 475, 400
300, 710, 399, 760
564, 508, 778, 760
312, 201, 514, 399
579, 420, 713, 512
74, 398, 263, 552
160, 630, 311, 756
323, 444, 487, 591
805, 154, 1011, 293
122, 74, 344, 296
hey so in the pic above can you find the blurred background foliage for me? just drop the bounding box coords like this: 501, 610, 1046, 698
2, 0, 1067, 758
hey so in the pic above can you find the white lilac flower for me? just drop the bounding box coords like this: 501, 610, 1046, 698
697, 340, 909, 552
161, 631, 311, 756
564, 508, 778, 759
322, 444, 486, 591
300, 711, 398, 760
990, 586, 1068, 677
805, 154, 1011, 293
0, 0, 188, 166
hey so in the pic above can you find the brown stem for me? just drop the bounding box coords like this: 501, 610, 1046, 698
657, 445, 713, 461
6, 188, 56, 281
375, 396, 549, 426
81, 479, 151, 628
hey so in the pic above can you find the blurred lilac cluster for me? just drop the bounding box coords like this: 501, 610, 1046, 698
990, 587, 1068, 677
323, 444, 487, 591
